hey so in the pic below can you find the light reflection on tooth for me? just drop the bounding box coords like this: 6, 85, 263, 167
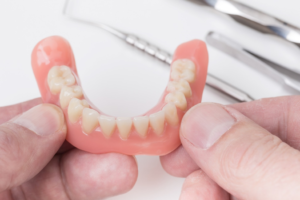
98, 115, 116, 138
82, 108, 100, 134
47, 66, 76, 95
60, 85, 83, 109
149, 111, 165, 135
163, 103, 179, 126
165, 91, 187, 110
68, 98, 89, 123
171, 59, 196, 83
133, 116, 149, 138
116, 118, 132, 140
167, 80, 192, 98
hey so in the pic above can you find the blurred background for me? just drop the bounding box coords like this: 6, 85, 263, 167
0, 0, 300, 199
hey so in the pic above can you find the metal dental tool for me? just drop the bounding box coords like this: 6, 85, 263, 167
206, 31, 300, 93
63, 0, 254, 102
200, 0, 300, 74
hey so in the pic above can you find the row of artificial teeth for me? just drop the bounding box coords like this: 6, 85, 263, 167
47, 59, 195, 139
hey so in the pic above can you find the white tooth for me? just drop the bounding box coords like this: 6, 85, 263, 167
82, 108, 100, 134
68, 98, 89, 123
48, 66, 75, 94
171, 59, 196, 83
60, 85, 83, 109
98, 115, 116, 138
165, 91, 187, 110
149, 110, 165, 135
163, 103, 179, 126
133, 116, 149, 138
116, 117, 132, 140
167, 80, 192, 98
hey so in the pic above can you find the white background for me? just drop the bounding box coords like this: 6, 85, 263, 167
0, 0, 300, 199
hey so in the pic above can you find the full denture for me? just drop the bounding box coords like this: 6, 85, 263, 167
31, 36, 208, 155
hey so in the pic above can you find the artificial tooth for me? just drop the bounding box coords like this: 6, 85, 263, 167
165, 91, 187, 110
98, 115, 116, 138
68, 98, 89, 123
47, 65, 75, 95
149, 111, 165, 135
171, 59, 196, 83
167, 80, 192, 98
82, 108, 100, 134
60, 85, 83, 109
116, 117, 132, 140
133, 116, 149, 138
163, 103, 179, 126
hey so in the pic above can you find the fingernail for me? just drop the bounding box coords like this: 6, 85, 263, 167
181, 103, 236, 150
11, 104, 65, 136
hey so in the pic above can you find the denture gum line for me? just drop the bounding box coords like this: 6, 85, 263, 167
47, 59, 196, 140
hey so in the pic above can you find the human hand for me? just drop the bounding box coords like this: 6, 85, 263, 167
0, 98, 138, 200
161, 96, 300, 200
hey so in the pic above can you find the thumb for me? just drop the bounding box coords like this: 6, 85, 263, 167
181, 103, 300, 200
0, 104, 66, 192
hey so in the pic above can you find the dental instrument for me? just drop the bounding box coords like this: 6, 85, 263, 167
63, 0, 254, 102
200, 0, 300, 74
206, 31, 300, 93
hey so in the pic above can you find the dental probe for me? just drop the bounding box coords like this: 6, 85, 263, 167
63, 1, 254, 102
206, 32, 300, 93
200, 0, 300, 75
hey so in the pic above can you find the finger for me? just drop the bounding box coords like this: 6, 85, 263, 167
0, 104, 66, 192
8, 150, 138, 200
230, 96, 300, 149
0, 98, 42, 124
160, 145, 198, 177
181, 103, 300, 200
179, 170, 229, 200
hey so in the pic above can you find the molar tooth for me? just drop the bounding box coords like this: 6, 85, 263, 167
60, 85, 83, 109
163, 103, 179, 126
82, 108, 100, 134
133, 116, 149, 138
68, 98, 89, 123
167, 80, 192, 98
116, 118, 132, 140
98, 115, 116, 138
165, 91, 187, 110
171, 59, 196, 83
149, 111, 165, 135
48, 65, 75, 94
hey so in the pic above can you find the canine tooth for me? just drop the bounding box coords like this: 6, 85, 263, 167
163, 103, 179, 126
60, 86, 83, 109
68, 98, 89, 123
116, 118, 132, 140
171, 59, 196, 83
82, 108, 100, 134
98, 115, 116, 138
149, 111, 165, 135
165, 91, 187, 110
167, 80, 192, 98
133, 116, 149, 138
48, 66, 75, 94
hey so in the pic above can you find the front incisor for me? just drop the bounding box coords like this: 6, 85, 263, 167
163, 103, 179, 126
171, 59, 196, 83
149, 110, 165, 135
133, 116, 149, 138
167, 80, 192, 98
60, 85, 83, 109
82, 108, 100, 134
116, 118, 133, 140
98, 115, 116, 138
68, 98, 89, 123
165, 91, 187, 110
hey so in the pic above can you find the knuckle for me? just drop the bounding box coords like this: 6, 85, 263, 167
219, 133, 283, 182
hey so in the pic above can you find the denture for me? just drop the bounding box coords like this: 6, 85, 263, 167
31, 36, 208, 155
